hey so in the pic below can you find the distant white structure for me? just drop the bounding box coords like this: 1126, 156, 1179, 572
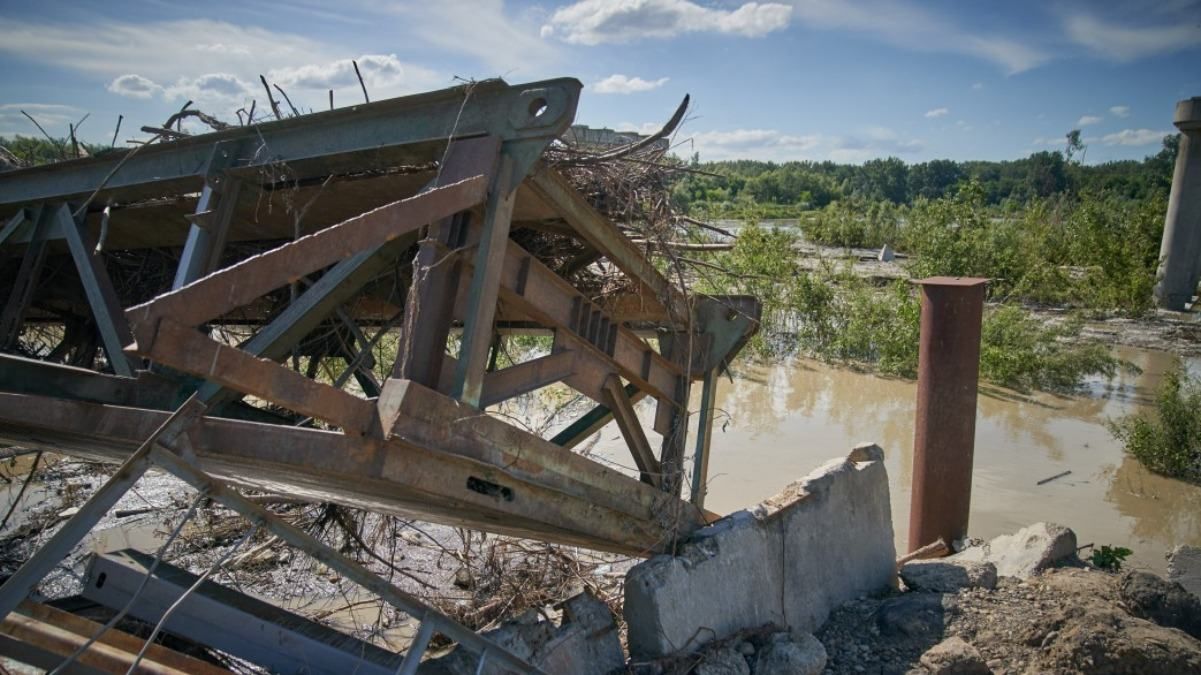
563, 125, 669, 151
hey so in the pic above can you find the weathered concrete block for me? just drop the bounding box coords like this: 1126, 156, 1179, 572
951, 522, 1076, 579
624, 444, 895, 659
900, 559, 997, 592
1168, 545, 1201, 600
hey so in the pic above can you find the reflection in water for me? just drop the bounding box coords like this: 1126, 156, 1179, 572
592, 346, 1200, 573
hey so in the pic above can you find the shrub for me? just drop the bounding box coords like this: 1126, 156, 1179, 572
1109, 364, 1201, 484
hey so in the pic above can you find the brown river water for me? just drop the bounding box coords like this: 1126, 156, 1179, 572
593, 346, 1201, 574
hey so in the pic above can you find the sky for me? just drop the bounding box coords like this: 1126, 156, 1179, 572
0, 0, 1198, 165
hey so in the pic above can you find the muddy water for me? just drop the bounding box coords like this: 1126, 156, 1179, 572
593, 347, 1201, 574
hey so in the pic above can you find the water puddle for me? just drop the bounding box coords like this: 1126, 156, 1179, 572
592, 346, 1201, 573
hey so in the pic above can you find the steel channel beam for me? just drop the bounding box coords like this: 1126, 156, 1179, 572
57, 204, 136, 376
690, 367, 719, 508
140, 441, 547, 674
0, 206, 48, 348
0, 78, 581, 208
82, 550, 402, 675
549, 383, 644, 449
0, 396, 205, 620
172, 140, 243, 288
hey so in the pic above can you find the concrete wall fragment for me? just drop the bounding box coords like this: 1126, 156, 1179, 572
624, 444, 896, 659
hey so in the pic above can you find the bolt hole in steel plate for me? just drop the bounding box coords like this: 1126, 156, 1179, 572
511, 87, 566, 130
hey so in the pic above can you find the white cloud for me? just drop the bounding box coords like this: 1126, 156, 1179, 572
1110, 105, 1131, 118
1100, 128, 1171, 146
108, 74, 162, 99
0, 19, 334, 83
1077, 115, 1102, 126
686, 125, 922, 162
269, 54, 437, 94
971, 82, 984, 90
1031, 136, 1062, 147
924, 107, 949, 118
542, 0, 792, 44
592, 74, 670, 94
783, 0, 1048, 73
616, 122, 665, 135
956, 120, 973, 132
1064, 12, 1201, 61
377, 0, 558, 75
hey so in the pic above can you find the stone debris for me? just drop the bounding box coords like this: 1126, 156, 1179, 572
420, 590, 623, 675
917, 636, 989, 675
900, 560, 998, 593
875, 593, 951, 639
694, 645, 750, 675
878, 244, 895, 262
624, 444, 895, 659
1169, 545, 1201, 600
950, 522, 1077, 579
753, 632, 826, 675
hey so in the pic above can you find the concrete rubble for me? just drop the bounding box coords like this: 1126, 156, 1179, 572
950, 522, 1077, 579
624, 443, 896, 659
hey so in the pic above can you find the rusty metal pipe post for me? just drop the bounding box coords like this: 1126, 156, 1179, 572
908, 277, 987, 553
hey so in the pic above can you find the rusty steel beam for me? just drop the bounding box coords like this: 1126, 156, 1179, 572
602, 374, 661, 487
0, 391, 698, 554
127, 317, 376, 436
527, 167, 689, 322
908, 276, 987, 553
125, 175, 489, 332
476, 350, 577, 408
491, 241, 684, 405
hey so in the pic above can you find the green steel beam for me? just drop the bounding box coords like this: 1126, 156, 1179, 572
0, 78, 581, 208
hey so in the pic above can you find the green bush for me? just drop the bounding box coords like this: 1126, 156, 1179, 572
1110, 364, 1201, 484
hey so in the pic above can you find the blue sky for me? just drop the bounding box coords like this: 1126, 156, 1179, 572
0, 0, 1197, 164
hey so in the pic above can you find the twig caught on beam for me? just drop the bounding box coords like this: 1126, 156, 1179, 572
353, 60, 370, 103
111, 115, 123, 148
260, 75, 283, 120
273, 84, 300, 117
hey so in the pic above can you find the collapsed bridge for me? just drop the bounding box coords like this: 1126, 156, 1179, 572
0, 77, 759, 559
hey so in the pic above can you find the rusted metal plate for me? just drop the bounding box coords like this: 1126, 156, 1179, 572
125, 175, 489, 332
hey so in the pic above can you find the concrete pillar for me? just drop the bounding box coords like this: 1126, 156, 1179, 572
1155, 97, 1201, 311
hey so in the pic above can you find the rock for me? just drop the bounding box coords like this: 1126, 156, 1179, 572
1119, 571, 1201, 640
1168, 545, 1201, 600
918, 636, 989, 675
900, 560, 997, 593
875, 593, 950, 638
753, 632, 826, 675
58, 506, 80, 518
695, 645, 749, 675
878, 244, 895, 262
951, 522, 1076, 579
736, 641, 755, 656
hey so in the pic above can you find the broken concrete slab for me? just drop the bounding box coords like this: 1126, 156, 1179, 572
1168, 545, 1201, 600
624, 444, 895, 659
951, 522, 1076, 579
753, 632, 826, 675
420, 591, 623, 675
900, 559, 997, 593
